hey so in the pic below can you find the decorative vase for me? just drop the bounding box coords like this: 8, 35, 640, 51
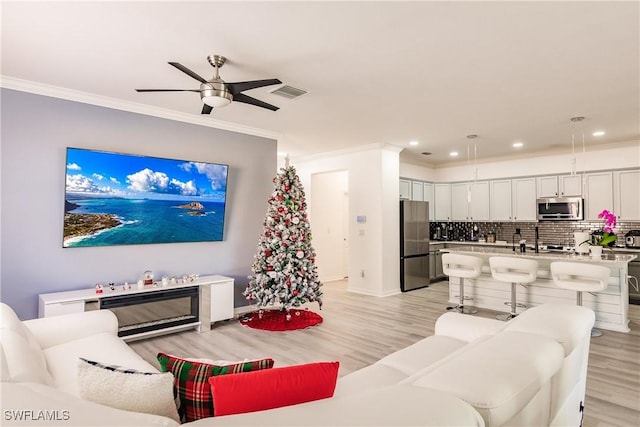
590, 245, 603, 260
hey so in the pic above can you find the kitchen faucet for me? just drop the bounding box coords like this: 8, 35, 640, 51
512, 228, 521, 252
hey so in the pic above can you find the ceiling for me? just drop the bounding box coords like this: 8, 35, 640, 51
2, 1, 639, 166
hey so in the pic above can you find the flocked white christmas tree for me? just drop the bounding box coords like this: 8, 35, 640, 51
244, 162, 323, 315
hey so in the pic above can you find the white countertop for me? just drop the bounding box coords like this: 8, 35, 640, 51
442, 246, 637, 264
431, 240, 640, 254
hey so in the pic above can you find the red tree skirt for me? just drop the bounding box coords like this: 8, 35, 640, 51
239, 309, 323, 331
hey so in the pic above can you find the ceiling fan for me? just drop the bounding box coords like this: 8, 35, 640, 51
136, 55, 282, 114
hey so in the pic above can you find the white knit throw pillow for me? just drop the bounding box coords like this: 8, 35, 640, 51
77, 358, 179, 422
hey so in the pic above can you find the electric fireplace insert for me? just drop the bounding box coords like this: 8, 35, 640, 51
99, 286, 199, 337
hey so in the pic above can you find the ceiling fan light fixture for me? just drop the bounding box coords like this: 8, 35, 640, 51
201, 85, 233, 108
202, 94, 232, 108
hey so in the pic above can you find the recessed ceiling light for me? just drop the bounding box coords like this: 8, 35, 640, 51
592, 131, 605, 137
513, 142, 524, 148
450, 151, 459, 157
409, 140, 419, 146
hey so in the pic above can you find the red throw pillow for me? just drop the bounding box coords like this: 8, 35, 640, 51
208, 361, 340, 416
157, 352, 274, 422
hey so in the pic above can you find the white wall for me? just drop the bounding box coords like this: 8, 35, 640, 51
294, 144, 402, 297
0, 89, 277, 319
399, 161, 438, 181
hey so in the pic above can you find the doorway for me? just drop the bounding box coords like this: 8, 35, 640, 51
310, 170, 349, 282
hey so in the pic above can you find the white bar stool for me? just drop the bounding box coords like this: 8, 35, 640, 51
489, 257, 538, 321
442, 253, 483, 314
550, 261, 610, 337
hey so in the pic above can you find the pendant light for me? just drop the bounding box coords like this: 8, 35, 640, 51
570, 116, 585, 175
466, 134, 478, 208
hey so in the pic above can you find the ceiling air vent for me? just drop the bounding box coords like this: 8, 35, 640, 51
270, 85, 308, 100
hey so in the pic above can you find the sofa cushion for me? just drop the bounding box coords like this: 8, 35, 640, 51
0, 303, 53, 385
185, 384, 484, 426
333, 363, 408, 397
209, 361, 339, 416
157, 352, 274, 422
377, 335, 467, 376
77, 358, 180, 422
504, 304, 595, 356
435, 311, 507, 342
43, 332, 157, 396
411, 331, 564, 426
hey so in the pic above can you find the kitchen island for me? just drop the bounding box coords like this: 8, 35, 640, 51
442, 247, 636, 332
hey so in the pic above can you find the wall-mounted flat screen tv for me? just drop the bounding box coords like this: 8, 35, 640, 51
63, 147, 228, 248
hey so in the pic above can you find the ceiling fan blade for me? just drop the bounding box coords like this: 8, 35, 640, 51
168, 62, 208, 84
201, 104, 213, 115
135, 89, 200, 92
233, 93, 279, 111
226, 79, 282, 95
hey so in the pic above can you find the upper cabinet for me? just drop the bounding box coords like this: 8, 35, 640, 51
434, 183, 451, 221
584, 172, 613, 220
512, 178, 537, 221
470, 181, 490, 221
401, 168, 638, 223
450, 183, 469, 221
537, 174, 582, 197
451, 182, 490, 221
615, 170, 640, 220
490, 178, 536, 221
399, 179, 411, 200
423, 183, 435, 220
411, 181, 424, 201
490, 180, 512, 221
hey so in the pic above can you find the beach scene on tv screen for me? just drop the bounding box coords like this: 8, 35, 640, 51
63, 148, 228, 247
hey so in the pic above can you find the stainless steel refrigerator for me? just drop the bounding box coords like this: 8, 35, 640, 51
400, 200, 430, 292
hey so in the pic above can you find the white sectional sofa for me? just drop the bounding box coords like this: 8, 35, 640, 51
1, 302, 595, 426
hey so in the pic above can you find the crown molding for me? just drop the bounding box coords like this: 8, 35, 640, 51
0, 76, 281, 141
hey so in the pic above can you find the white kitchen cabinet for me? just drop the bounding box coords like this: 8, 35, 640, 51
490, 180, 512, 221
411, 181, 424, 201
560, 175, 583, 196
450, 183, 469, 220
615, 169, 640, 220
450, 182, 489, 221
434, 183, 451, 221
512, 178, 537, 221
536, 174, 582, 197
399, 179, 411, 199
584, 172, 613, 220
537, 176, 558, 197
423, 182, 435, 219
470, 181, 490, 221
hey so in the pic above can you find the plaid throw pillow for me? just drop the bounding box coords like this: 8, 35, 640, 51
157, 352, 274, 422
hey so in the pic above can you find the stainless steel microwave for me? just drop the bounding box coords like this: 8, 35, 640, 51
536, 197, 584, 221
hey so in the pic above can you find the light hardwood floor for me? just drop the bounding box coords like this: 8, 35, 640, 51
130, 279, 640, 427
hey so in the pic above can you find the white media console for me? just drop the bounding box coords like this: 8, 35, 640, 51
38, 275, 234, 341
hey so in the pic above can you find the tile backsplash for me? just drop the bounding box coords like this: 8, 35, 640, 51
430, 220, 640, 247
